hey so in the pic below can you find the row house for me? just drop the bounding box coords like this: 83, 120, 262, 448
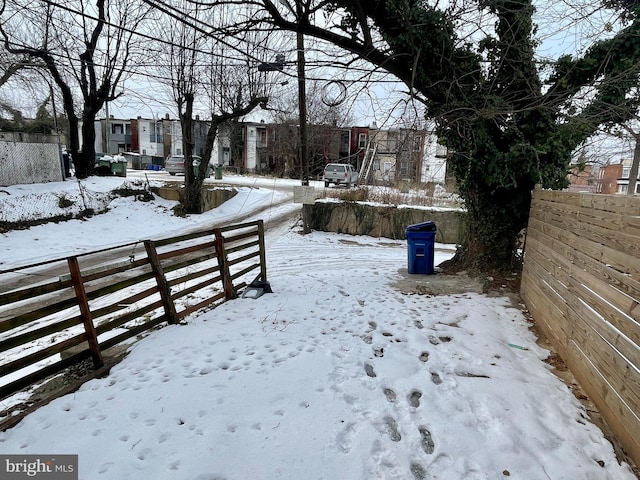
94, 115, 211, 169
92, 116, 448, 184
365, 127, 447, 185
264, 123, 351, 178
596, 159, 640, 194
264, 123, 447, 185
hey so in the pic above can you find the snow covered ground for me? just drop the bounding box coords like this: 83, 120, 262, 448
0, 175, 636, 479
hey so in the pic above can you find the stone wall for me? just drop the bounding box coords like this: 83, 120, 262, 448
309, 201, 467, 244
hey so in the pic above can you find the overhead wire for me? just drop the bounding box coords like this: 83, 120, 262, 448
2, 0, 412, 88
7, 0, 609, 126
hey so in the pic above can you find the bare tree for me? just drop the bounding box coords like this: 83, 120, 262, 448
146, 1, 273, 212
0, 52, 37, 90
0, 0, 149, 177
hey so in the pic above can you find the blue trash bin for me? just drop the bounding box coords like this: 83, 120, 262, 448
405, 221, 437, 274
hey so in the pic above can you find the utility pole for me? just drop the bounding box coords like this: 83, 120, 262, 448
295, 1, 311, 233
265, 0, 312, 232
296, 1, 308, 186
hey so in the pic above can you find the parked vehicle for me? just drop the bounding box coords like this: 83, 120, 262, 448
165, 155, 203, 176
323, 163, 358, 187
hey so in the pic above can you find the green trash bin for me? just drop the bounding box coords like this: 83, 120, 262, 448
215, 165, 223, 180
111, 161, 127, 177
96, 158, 112, 175
194, 163, 212, 178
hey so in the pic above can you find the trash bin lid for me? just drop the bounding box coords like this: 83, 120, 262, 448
406, 221, 436, 232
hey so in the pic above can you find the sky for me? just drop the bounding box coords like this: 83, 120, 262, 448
0, 174, 637, 480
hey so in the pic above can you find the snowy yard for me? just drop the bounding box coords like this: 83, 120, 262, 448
0, 176, 636, 479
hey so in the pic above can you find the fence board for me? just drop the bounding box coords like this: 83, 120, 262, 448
523, 188, 640, 467
528, 213, 640, 277
528, 226, 640, 340
0, 296, 78, 334
532, 197, 640, 260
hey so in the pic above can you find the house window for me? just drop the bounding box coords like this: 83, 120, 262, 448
358, 133, 367, 148
622, 167, 631, 179
413, 136, 422, 151
111, 123, 124, 135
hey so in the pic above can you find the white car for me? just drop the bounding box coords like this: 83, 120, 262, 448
323, 163, 358, 187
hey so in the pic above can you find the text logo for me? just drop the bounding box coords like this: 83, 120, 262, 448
0, 455, 78, 479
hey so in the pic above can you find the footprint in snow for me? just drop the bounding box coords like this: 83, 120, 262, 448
336, 422, 357, 453
383, 388, 397, 403
419, 427, 435, 454
411, 461, 428, 480
408, 390, 422, 408
431, 372, 442, 385
364, 363, 376, 378
384, 416, 402, 442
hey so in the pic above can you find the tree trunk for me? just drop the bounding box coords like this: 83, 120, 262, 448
628, 134, 640, 195
444, 178, 534, 274
66, 113, 81, 172
180, 93, 203, 214
75, 113, 98, 178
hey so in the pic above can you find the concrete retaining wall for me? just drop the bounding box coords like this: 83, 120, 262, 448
154, 186, 238, 212
309, 201, 467, 244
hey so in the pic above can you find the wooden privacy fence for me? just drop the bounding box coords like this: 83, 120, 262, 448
0, 220, 267, 406
521, 188, 640, 467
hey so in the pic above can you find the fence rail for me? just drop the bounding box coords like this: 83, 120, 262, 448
0, 220, 266, 411
521, 188, 640, 467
